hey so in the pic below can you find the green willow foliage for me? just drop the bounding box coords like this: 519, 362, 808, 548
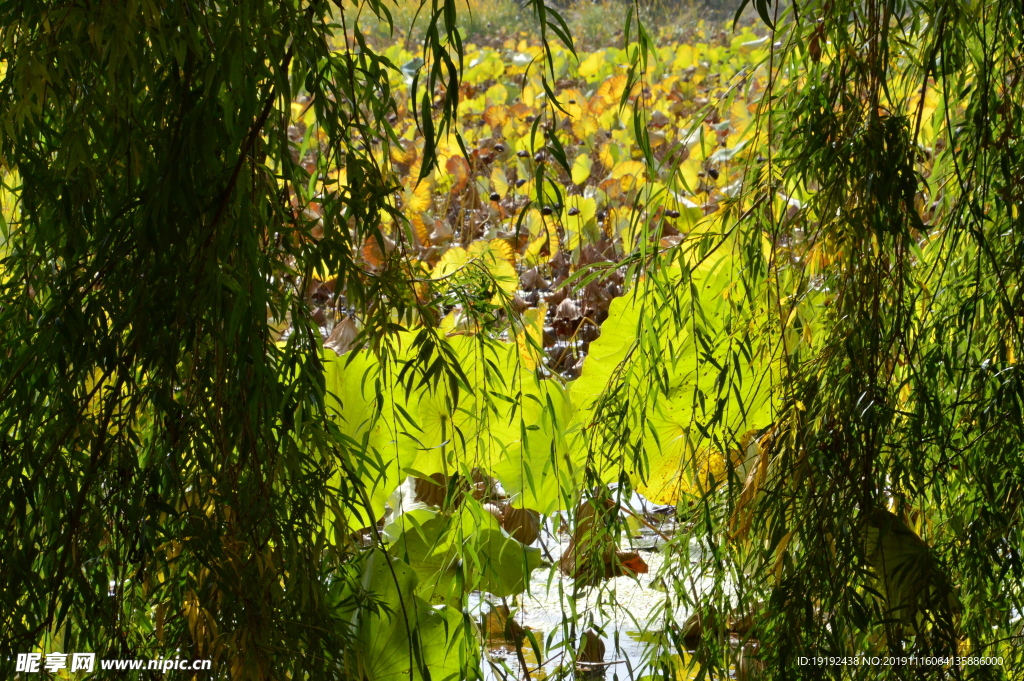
727, 0, 1024, 676
1, 0, 1023, 679
0, 0, 469, 675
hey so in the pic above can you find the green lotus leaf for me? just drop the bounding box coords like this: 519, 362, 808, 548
387, 500, 541, 602
323, 349, 406, 529
324, 329, 575, 522
358, 550, 474, 681
570, 247, 779, 502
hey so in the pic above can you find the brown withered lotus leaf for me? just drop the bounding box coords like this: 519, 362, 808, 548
545, 287, 569, 307
510, 294, 529, 314
680, 607, 721, 649
482, 603, 525, 643
570, 352, 588, 377
559, 499, 613, 578
658, 216, 681, 237
312, 275, 336, 296
311, 306, 327, 326
577, 322, 600, 344
549, 249, 571, 276
446, 155, 471, 194
679, 604, 759, 651
649, 109, 671, 129
413, 472, 479, 510
483, 503, 505, 524
501, 506, 540, 545
429, 218, 453, 243
582, 282, 612, 316
520, 267, 549, 291
548, 347, 577, 374
413, 473, 451, 508
559, 499, 649, 588
553, 298, 583, 338
325, 316, 359, 355
361, 234, 395, 269
470, 468, 500, 503
309, 280, 333, 305
309, 220, 325, 240
613, 551, 649, 577
577, 629, 606, 664
555, 297, 581, 321
578, 244, 612, 267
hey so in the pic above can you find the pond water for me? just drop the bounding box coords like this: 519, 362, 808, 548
478, 525, 724, 681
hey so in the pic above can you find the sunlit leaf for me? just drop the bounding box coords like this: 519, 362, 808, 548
571, 153, 593, 185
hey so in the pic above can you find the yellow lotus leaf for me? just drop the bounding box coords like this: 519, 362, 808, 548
596, 106, 618, 131
434, 242, 518, 298
522, 208, 546, 239
588, 94, 609, 116
404, 178, 433, 214
730, 99, 750, 127
515, 178, 534, 198
290, 101, 316, 126
677, 157, 702, 194
637, 400, 728, 503
671, 195, 703, 228
571, 153, 593, 185
460, 95, 486, 116
407, 155, 423, 186
410, 214, 431, 247
515, 303, 547, 370
523, 234, 548, 266
483, 105, 509, 128
485, 83, 509, 105
606, 206, 632, 237
640, 447, 727, 503
611, 159, 646, 184
327, 167, 348, 192
598, 141, 617, 168
571, 113, 599, 140
564, 195, 596, 236
599, 177, 624, 202
560, 88, 585, 117
577, 51, 605, 79
433, 246, 470, 280
672, 44, 695, 71
596, 74, 627, 105
468, 238, 514, 264
910, 87, 940, 144
522, 84, 538, 107
688, 133, 710, 162
446, 155, 470, 194
490, 166, 509, 198
390, 139, 417, 165
619, 173, 644, 192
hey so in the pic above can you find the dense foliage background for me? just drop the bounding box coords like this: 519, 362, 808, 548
1, 0, 1022, 679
